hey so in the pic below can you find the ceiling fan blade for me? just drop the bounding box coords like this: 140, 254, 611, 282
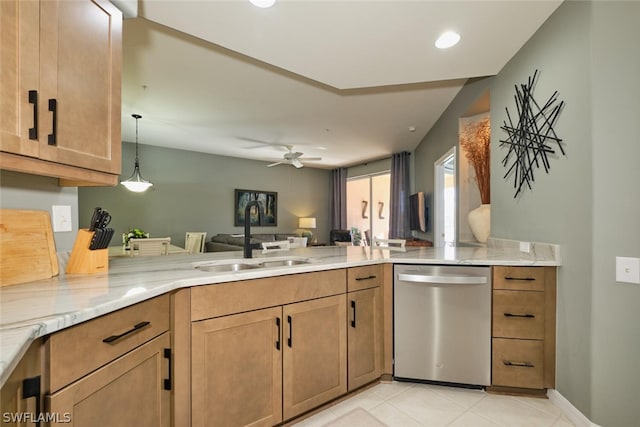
299, 157, 322, 161
291, 159, 304, 168
290, 152, 304, 159
267, 161, 283, 167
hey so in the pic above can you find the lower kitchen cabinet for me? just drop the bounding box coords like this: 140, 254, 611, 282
347, 286, 382, 391
0, 339, 42, 427
191, 307, 282, 427
283, 294, 347, 420
47, 332, 171, 427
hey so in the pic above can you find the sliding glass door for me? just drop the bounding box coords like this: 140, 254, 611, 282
346, 173, 390, 245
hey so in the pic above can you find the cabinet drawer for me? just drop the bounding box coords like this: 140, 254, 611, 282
347, 265, 384, 292
493, 290, 545, 340
48, 294, 170, 392
493, 266, 545, 291
191, 269, 346, 321
492, 338, 544, 389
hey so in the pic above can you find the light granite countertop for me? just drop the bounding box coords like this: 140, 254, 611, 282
0, 241, 560, 387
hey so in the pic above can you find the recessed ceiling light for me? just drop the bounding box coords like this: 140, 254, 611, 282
249, 0, 276, 8
435, 31, 461, 49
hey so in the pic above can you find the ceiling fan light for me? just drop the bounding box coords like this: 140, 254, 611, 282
435, 31, 461, 49
249, 0, 276, 8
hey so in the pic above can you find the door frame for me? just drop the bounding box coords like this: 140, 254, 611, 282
434, 147, 456, 247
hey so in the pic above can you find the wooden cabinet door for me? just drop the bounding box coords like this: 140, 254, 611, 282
191, 307, 283, 427
347, 287, 382, 391
47, 332, 171, 427
0, 0, 40, 158
283, 294, 347, 420
0, 339, 42, 427
37, 0, 121, 174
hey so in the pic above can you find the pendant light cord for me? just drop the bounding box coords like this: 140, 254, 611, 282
133, 113, 142, 166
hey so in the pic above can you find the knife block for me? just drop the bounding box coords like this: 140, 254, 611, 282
66, 229, 109, 274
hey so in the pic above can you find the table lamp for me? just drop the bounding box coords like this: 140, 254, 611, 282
298, 217, 316, 243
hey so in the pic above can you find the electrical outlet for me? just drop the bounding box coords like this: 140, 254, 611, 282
52, 205, 72, 232
519, 241, 531, 253
616, 257, 640, 284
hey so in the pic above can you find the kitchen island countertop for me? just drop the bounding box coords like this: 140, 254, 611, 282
0, 242, 559, 387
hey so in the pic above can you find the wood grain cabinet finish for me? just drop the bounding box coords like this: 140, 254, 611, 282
491, 266, 556, 391
347, 286, 382, 391
47, 332, 171, 427
0, 0, 122, 186
0, 339, 42, 427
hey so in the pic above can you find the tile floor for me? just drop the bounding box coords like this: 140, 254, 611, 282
293, 381, 576, 427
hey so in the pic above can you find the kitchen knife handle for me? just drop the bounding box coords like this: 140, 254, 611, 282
28, 90, 38, 140
103, 321, 150, 344
48, 98, 57, 146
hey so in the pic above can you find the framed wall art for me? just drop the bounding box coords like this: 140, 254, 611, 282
234, 189, 277, 226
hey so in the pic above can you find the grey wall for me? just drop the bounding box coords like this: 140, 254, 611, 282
0, 170, 79, 252
490, 1, 639, 426
413, 77, 490, 242
79, 143, 331, 247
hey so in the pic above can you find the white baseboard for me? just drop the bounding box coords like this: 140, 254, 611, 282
547, 389, 602, 427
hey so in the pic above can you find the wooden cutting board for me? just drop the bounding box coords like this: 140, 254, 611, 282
0, 209, 59, 287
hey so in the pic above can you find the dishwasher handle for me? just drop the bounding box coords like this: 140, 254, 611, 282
397, 273, 488, 285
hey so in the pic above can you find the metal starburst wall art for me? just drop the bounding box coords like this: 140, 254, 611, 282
500, 70, 565, 198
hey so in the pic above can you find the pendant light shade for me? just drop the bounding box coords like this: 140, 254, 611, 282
121, 114, 153, 192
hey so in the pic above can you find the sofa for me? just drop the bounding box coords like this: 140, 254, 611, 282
205, 233, 300, 252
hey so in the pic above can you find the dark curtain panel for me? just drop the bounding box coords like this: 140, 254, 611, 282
389, 151, 411, 238
330, 168, 347, 230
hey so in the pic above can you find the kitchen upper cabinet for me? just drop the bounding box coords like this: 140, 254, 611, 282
0, 0, 122, 186
283, 294, 347, 420
191, 307, 283, 427
0, 339, 42, 427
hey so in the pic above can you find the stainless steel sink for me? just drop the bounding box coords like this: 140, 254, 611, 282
193, 256, 312, 273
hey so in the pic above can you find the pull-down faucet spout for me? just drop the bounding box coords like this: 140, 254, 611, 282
243, 200, 264, 258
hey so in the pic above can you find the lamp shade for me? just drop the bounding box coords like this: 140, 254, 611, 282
298, 217, 316, 229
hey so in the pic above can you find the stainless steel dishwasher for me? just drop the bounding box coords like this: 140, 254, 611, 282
394, 264, 491, 387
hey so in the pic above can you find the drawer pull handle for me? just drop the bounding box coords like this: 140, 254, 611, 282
163, 348, 172, 390
504, 313, 535, 318
102, 321, 150, 344
28, 90, 38, 140
504, 360, 535, 368
48, 98, 57, 146
504, 276, 536, 281
275, 317, 281, 350
351, 300, 357, 328
355, 275, 377, 281
22, 376, 41, 427
287, 315, 293, 348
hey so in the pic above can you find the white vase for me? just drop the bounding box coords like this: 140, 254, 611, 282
468, 204, 491, 243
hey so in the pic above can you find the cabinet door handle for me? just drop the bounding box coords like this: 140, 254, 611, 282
504, 313, 535, 318
287, 315, 292, 348
102, 321, 150, 344
355, 275, 376, 281
28, 90, 38, 140
351, 300, 356, 328
163, 348, 172, 390
48, 98, 57, 145
22, 376, 41, 427
503, 360, 535, 368
504, 276, 535, 281
275, 317, 281, 350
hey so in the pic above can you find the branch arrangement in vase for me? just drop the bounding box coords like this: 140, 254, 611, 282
460, 117, 491, 204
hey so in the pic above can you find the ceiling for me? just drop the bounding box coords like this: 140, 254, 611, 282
121, 0, 562, 169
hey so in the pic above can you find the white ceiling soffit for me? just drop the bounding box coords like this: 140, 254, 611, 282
139, 0, 562, 90
122, 1, 562, 169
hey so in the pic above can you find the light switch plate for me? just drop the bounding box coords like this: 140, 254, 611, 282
615, 257, 640, 284
52, 205, 72, 232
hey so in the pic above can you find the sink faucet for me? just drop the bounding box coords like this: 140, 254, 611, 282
243, 200, 264, 258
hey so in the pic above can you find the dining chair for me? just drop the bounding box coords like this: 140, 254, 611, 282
261, 240, 290, 253
185, 232, 207, 254
129, 237, 171, 256
372, 237, 406, 249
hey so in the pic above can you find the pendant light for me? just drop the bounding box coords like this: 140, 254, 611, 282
121, 114, 153, 192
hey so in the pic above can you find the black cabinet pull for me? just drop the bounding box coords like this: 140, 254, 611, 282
503, 360, 535, 368
28, 90, 38, 140
22, 376, 41, 427
504, 313, 535, 318
102, 321, 150, 344
504, 276, 535, 281
48, 98, 57, 145
275, 317, 281, 350
355, 275, 377, 281
351, 300, 356, 328
163, 348, 172, 390
287, 315, 292, 348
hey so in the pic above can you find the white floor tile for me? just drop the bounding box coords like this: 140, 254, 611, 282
387, 386, 466, 426
447, 411, 503, 427
329, 388, 385, 417
469, 394, 561, 427
428, 385, 487, 409
369, 402, 422, 427
513, 395, 563, 418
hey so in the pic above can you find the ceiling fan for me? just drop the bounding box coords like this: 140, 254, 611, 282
266, 145, 322, 169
